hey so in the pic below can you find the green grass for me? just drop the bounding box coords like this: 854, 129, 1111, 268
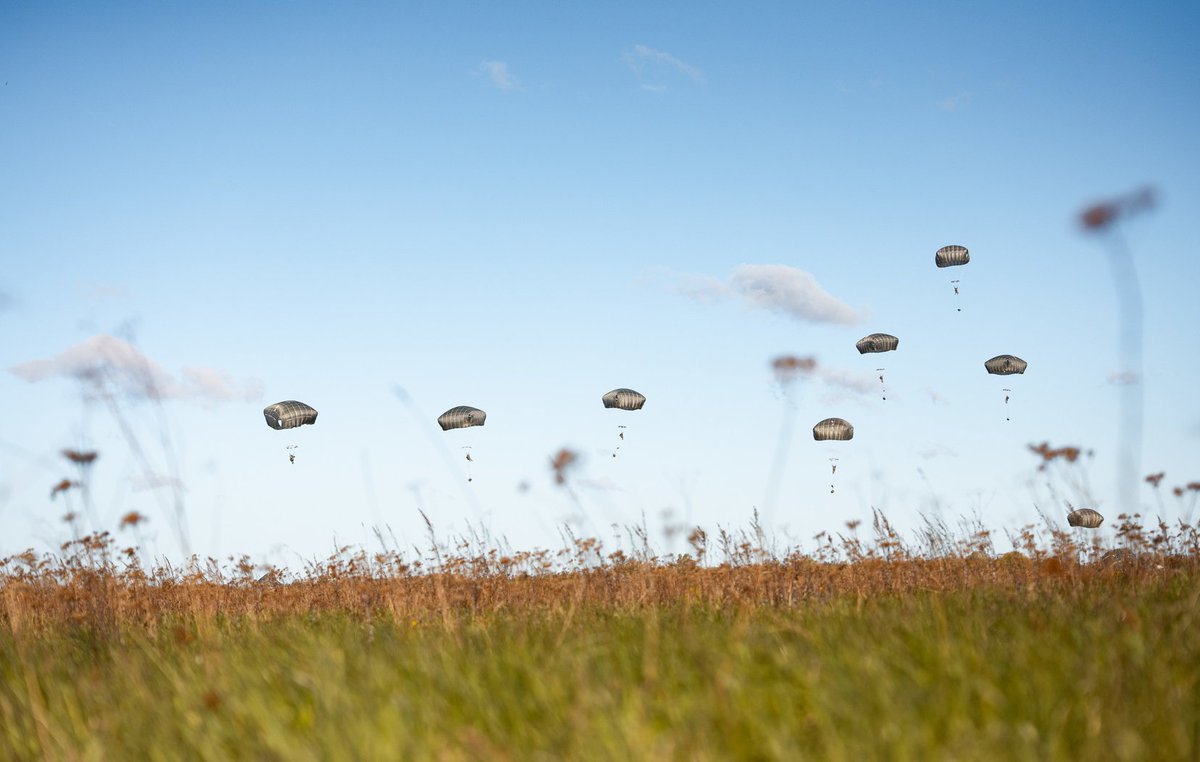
2, 576, 1197, 761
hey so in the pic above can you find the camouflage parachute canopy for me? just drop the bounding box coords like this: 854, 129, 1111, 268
856, 333, 899, 354
935, 245, 970, 268
1067, 508, 1104, 529
813, 418, 854, 441
263, 401, 318, 430
438, 406, 487, 431
985, 355, 1028, 375
602, 388, 646, 411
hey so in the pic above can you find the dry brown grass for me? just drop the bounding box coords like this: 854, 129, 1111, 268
3, 512, 1196, 634
2, 513, 1198, 760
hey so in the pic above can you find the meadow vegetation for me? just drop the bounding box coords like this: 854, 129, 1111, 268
1, 511, 1198, 760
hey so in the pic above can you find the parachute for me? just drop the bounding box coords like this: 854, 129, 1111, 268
855, 334, 899, 354
437, 406, 487, 431
1067, 508, 1104, 528
602, 388, 646, 411
985, 355, 1028, 375
263, 401, 318, 430
813, 417, 854, 441
935, 245, 970, 267
935, 245, 970, 311
602, 388, 645, 457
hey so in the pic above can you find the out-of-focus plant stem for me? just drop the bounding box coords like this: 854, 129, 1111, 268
1103, 231, 1143, 517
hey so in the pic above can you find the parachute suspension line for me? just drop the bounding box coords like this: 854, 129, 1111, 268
951, 279, 962, 312
876, 368, 887, 402
1002, 389, 1012, 422
613, 425, 628, 458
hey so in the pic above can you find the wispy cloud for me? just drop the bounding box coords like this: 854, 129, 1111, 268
478, 60, 520, 91
623, 44, 703, 91
937, 91, 973, 111
674, 273, 727, 305
10, 334, 262, 403
769, 354, 874, 400
919, 444, 957, 460
179, 366, 264, 403
813, 366, 875, 394
579, 476, 624, 492
676, 264, 862, 325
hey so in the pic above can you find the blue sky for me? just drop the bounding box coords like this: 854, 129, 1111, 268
2, 1, 1198, 564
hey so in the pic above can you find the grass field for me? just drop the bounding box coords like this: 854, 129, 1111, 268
2, 515, 1198, 760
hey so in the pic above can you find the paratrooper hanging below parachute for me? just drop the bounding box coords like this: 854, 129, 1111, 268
813, 418, 854, 493
263, 401, 318, 463
935, 245, 970, 312
856, 334, 898, 402
985, 355, 1027, 421
603, 388, 645, 458
438, 406, 487, 482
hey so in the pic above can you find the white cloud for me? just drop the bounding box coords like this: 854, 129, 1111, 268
10, 334, 262, 403
674, 273, 728, 305
179, 366, 264, 403
678, 264, 862, 325
478, 60, 520, 91
623, 44, 703, 90
729, 265, 861, 324
11, 334, 173, 396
